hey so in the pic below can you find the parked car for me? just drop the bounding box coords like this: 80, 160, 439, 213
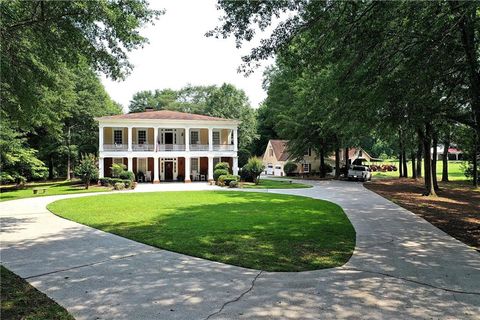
348, 165, 372, 181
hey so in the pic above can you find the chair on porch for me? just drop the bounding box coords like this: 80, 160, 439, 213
145, 171, 152, 182
192, 170, 200, 181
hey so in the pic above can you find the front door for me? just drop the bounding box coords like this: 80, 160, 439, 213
164, 132, 173, 145
165, 161, 173, 180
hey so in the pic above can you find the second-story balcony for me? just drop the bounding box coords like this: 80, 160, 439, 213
133, 144, 155, 151
212, 144, 235, 151
104, 144, 128, 151
189, 144, 209, 151
158, 144, 186, 151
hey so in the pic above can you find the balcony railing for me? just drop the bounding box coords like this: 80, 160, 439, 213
158, 144, 186, 151
189, 144, 209, 151
213, 144, 235, 151
133, 144, 154, 151
103, 144, 128, 151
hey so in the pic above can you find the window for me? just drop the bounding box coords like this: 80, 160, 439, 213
190, 131, 199, 144
213, 131, 220, 145
114, 129, 123, 145
113, 158, 123, 165
191, 158, 199, 172
305, 148, 311, 156
213, 157, 220, 167
303, 163, 311, 173
137, 158, 147, 173
269, 148, 273, 157
138, 130, 146, 144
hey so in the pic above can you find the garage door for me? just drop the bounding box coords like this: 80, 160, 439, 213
266, 164, 274, 175
274, 165, 283, 176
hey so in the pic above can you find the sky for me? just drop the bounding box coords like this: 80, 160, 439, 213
101, 0, 272, 113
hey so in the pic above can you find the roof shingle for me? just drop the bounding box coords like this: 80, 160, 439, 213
97, 110, 235, 122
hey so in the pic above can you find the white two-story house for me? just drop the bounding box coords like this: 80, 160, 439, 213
96, 109, 239, 183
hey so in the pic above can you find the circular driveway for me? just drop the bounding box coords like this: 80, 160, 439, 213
1, 180, 479, 319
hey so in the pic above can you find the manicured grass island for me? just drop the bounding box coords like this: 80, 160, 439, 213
48, 191, 355, 271
0, 180, 110, 202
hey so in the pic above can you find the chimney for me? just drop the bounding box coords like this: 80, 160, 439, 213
145, 107, 154, 112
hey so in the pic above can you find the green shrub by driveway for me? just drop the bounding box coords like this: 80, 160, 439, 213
48, 191, 355, 271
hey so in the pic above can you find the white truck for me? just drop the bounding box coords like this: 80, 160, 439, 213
348, 165, 372, 181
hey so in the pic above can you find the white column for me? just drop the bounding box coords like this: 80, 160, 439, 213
233, 128, 238, 151
128, 126, 132, 151
154, 156, 160, 183
208, 128, 213, 151
153, 127, 158, 152
208, 156, 214, 181
127, 156, 133, 172
185, 128, 190, 151
99, 126, 104, 152
185, 156, 191, 182
233, 157, 239, 175
98, 157, 104, 178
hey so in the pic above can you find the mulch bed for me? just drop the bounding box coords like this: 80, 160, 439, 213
364, 178, 479, 251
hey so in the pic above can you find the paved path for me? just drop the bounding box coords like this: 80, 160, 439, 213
1, 181, 479, 319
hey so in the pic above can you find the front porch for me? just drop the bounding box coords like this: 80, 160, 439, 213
100, 156, 236, 183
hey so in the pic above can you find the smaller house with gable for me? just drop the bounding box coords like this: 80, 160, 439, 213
262, 140, 320, 176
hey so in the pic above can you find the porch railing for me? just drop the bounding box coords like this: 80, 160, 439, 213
189, 144, 209, 151
132, 144, 155, 151
158, 144, 186, 151
212, 144, 235, 151
103, 144, 128, 151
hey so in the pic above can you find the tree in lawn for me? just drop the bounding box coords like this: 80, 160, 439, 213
75, 154, 98, 189
244, 157, 265, 185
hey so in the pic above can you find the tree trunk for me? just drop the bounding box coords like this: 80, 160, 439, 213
402, 149, 408, 178
416, 138, 422, 178
423, 123, 437, 196
432, 133, 439, 191
319, 147, 325, 178
66, 126, 71, 180
344, 147, 349, 177
474, 133, 478, 188
334, 147, 340, 179
399, 152, 403, 178
411, 152, 417, 179
48, 156, 54, 180
442, 139, 450, 182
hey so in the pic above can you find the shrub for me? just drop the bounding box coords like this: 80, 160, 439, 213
283, 161, 297, 176
214, 162, 230, 171
239, 166, 253, 182
110, 163, 126, 178
244, 157, 265, 185
218, 174, 239, 186
114, 182, 125, 190
119, 170, 135, 181
229, 180, 239, 188
320, 163, 333, 176
75, 154, 98, 189
99, 177, 112, 186
214, 168, 229, 181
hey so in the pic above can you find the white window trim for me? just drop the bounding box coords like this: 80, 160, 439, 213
212, 130, 221, 145
112, 127, 123, 145
191, 157, 199, 173
137, 157, 147, 173
137, 128, 148, 145
190, 130, 200, 145
303, 163, 311, 173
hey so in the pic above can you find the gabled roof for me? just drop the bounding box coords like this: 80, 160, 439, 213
97, 110, 236, 122
269, 139, 290, 162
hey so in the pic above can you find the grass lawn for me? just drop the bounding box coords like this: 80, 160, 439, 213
1, 266, 74, 320
48, 191, 355, 271
241, 179, 312, 189
372, 160, 467, 181
0, 180, 110, 202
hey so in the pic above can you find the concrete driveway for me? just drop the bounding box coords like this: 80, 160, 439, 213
1, 181, 479, 319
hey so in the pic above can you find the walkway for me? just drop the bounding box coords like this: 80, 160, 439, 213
1, 181, 479, 319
